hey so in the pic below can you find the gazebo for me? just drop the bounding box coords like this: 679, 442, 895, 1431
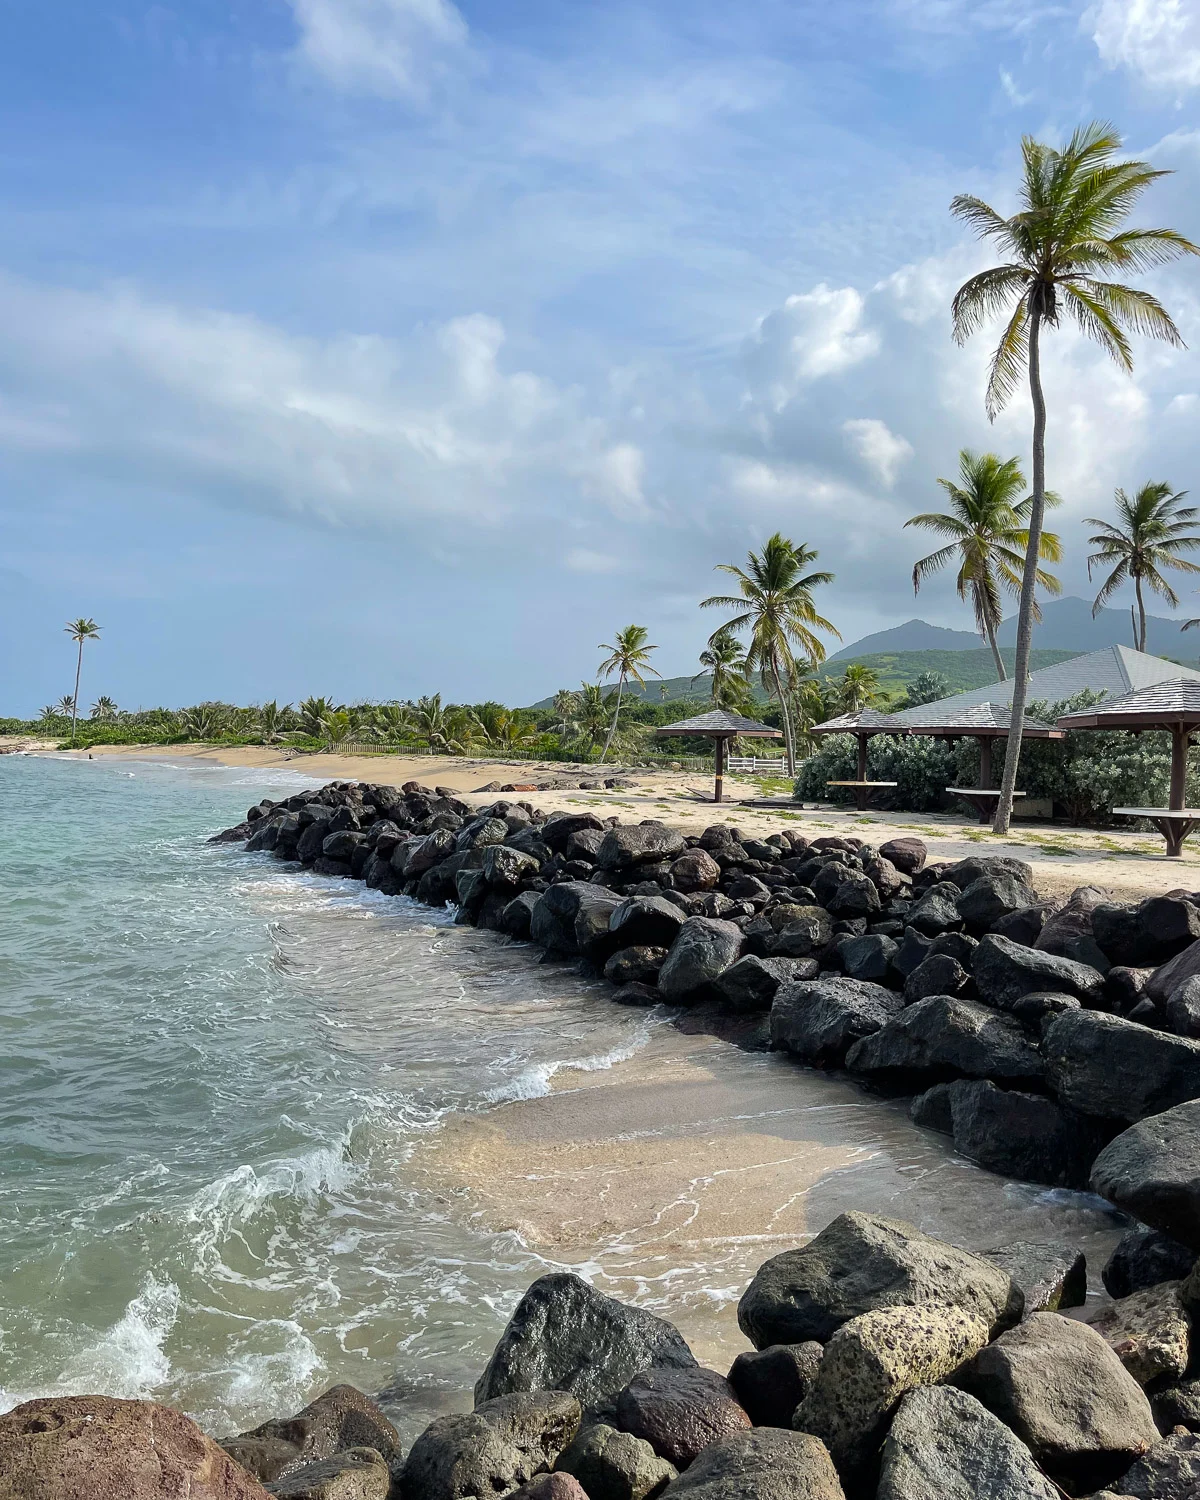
902, 701, 1065, 823
1057, 680, 1200, 856
656, 709, 783, 804
809, 709, 905, 810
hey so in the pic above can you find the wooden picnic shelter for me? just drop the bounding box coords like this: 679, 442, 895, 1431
656, 708, 783, 804
901, 701, 1064, 823
810, 709, 905, 811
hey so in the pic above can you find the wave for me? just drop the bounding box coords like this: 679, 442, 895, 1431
484, 1026, 657, 1104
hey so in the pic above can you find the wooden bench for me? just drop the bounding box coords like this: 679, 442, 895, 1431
827, 779, 897, 812
1113, 807, 1200, 858
947, 787, 1027, 824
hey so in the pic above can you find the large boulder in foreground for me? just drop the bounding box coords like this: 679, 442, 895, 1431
876, 1384, 1059, 1500
615, 1368, 751, 1470
1090, 1100, 1200, 1248
657, 919, 743, 1004
946, 1079, 1108, 1189
0, 1396, 270, 1500
955, 1312, 1158, 1492
1043, 1010, 1200, 1122
475, 1273, 696, 1417
972, 933, 1106, 1010
530, 884, 621, 958
769, 978, 902, 1068
226, 1385, 400, 1482
736, 1210, 1019, 1349
845, 995, 1045, 1089
656, 1429, 844, 1500
402, 1392, 581, 1500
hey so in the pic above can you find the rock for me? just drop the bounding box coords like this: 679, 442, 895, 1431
726, 1344, 824, 1429
657, 919, 743, 1005
597, 824, 687, 871
482, 844, 540, 889
670, 851, 722, 894
1094, 894, 1200, 968
1152, 1375, 1200, 1433
876, 1384, 1059, 1500
891, 926, 933, 979
910, 1082, 955, 1134
406, 828, 458, 877
530, 883, 621, 958
612, 982, 661, 1007
1166, 975, 1200, 1038
267, 1449, 391, 1500
839, 933, 897, 984
655, 1429, 844, 1500
903, 952, 970, 1005
1046, 1014, 1200, 1124
769, 977, 903, 1068
955, 1312, 1158, 1492
845, 995, 1046, 1089
555, 1425, 676, 1500
793, 1302, 989, 1476
1084, 1280, 1191, 1386
713, 956, 809, 1014
972, 933, 1106, 1010
827, 873, 881, 920
769, 908, 833, 958
610, 897, 687, 951
229, 1386, 400, 1481
1108, 965, 1153, 1013
1101, 1428, 1200, 1498
402, 1392, 582, 1500
880, 837, 926, 875
982, 1240, 1087, 1315
948, 1080, 1108, 1189
1103, 1227, 1197, 1299
616, 1368, 751, 1470
810, 861, 856, 906
501, 891, 542, 941
945, 855, 1034, 888
1010, 990, 1081, 1023
1149, 937, 1200, 1005
565, 828, 606, 862
475, 1272, 696, 1417
541, 812, 605, 852
605, 947, 668, 986
457, 816, 509, 854
0, 1396, 271, 1500
510, 1474, 590, 1500
907, 882, 964, 936
737, 1210, 1019, 1348
956, 872, 1039, 932
992, 902, 1054, 946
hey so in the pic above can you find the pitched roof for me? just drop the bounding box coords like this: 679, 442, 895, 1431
810, 709, 903, 734
655, 709, 782, 737
899, 701, 1064, 737
1057, 678, 1200, 728
890, 645, 1200, 728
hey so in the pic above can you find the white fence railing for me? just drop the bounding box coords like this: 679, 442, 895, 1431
728, 755, 790, 773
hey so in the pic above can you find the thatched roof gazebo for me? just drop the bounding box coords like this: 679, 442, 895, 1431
656, 709, 782, 804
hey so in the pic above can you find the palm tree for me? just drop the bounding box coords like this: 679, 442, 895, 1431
837, 664, 881, 714
40, 704, 61, 725
321, 709, 353, 749
411, 694, 479, 754
64, 618, 100, 745
790, 675, 835, 759
1085, 483, 1200, 649
702, 533, 839, 774
904, 670, 951, 708
257, 700, 291, 744
950, 121, 1198, 832
549, 688, 582, 740
90, 696, 118, 721
597, 625, 660, 763
372, 702, 413, 742
907, 450, 1063, 680
577, 683, 611, 753
56, 695, 76, 719
692, 627, 755, 714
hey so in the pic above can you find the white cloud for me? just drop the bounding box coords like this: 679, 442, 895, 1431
564, 548, 620, 573
1088, 0, 1200, 92
288, 0, 468, 100
744, 285, 880, 411
999, 67, 1032, 105
579, 442, 647, 517
842, 417, 914, 487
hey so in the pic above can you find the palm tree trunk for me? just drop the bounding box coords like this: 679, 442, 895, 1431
985, 622, 1007, 681
770, 657, 797, 776
71, 640, 83, 746
1135, 575, 1147, 652
993, 310, 1044, 836
599, 676, 624, 763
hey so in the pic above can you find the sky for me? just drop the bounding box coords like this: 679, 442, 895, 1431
3, 0, 1200, 714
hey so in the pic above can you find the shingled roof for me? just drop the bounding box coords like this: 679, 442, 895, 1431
810, 709, 904, 735
655, 709, 782, 737
901, 701, 1064, 737
1057, 678, 1200, 728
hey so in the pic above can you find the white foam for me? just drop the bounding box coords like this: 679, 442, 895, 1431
65, 1276, 180, 1399
484, 1030, 653, 1104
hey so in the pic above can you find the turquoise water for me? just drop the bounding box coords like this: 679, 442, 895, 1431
0, 755, 656, 1439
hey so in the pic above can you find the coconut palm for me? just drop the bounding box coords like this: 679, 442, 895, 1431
549, 689, 582, 739
256, 700, 291, 744
837, 664, 881, 714
372, 702, 413, 742
487, 711, 538, 752
950, 120, 1198, 832
576, 683, 611, 753
692, 627, 755, 714
321, 709, 353, 749
907, 450, 1063, 680
179, 702, 227, 740
702, 533, 839, 774
790, 675, 835, 758
40, 704, 61, 725
597, 625, 660, 763
63, 618, 100, 745
90, 696, 119, 721
904, 671, 951, 708
1085, 483, 1200, 649
411, 694, 478, 754
295, 696, 335, 739
56, 695, 76, 719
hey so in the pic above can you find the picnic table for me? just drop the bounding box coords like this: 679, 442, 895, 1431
827, 779, 897, 812
948, 787, 1027, 824
1113, 807, 1200, 858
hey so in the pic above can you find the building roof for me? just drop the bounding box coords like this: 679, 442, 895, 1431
655, 709, 782, 738
1057, 678, 1200, 729
902, 701, 1064, 737
891, 645, 1200, 728
811, 709, 904, 735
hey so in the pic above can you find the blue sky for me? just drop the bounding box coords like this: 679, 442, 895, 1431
3, 0, 1200, 713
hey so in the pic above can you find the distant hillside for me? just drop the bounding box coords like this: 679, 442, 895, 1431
826, 619, 983, 661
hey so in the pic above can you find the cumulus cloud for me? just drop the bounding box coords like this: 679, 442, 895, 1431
842, 418, 915, 487
744, 286, 879, 411
1088, 0, 1200, 92
288, 0, 468, 99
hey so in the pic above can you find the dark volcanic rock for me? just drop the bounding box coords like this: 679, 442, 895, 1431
907, 882, 964, 936
903, 951, 970, 1005
726, 1344, 823, 1430
972, 933, 1106, 1010
670, 851, 721, 894
844, 995, 1045, 1089
769, 977, 902, 1068
605, 947, 667, 987
826, 873, 881, 920
879, 837, 926, 875
1152, 1374, 1200, 1433
530, 883, 621, 958
267, 1448, 390, 1500
981, 1240, 1087, 1314
1094, 894, 1200, 967
501, 891, 542, 941
1149, 937, 1200, 1006
1103, 1225, 1197, 1298
956, 872, 1038, 932
1110, 1429, 1200, 1499
555, 1425, 676, 1500
1034, 885, 1105, 958
229, 1385, 400, 1481
713, 956, 810, 1014
736, 1210, 1018, 1349
610, 897, 687, 951
1166, 974, 1200, 1038
475, 1272, 696, 1417
1045, 1011, 1200, 1123
769, 908, 833, 958
839, 933, 898, 984
655, 1430, 844, 1500
612, 982, 662, 1007
947, 1080, 1107, 1189
1090, 1100, 1200, 1247
541, 813, 605, 852
657, 919, 743, 1004
402, 1392, 581, 1500
597, 824, 687, 871
891, 925, 933, 979
992, 903, 1053, 946
616, 1368, 751, 1470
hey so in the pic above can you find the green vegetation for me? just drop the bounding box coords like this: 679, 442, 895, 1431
597, 624, 660, 762
815, 647, 1079, 698
1086, 482, 1200, 649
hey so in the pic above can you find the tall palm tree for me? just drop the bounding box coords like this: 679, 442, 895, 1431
577, 683, 611, 753
549, 688, 582, 739
64, 618, 100, 745
56, 694, 76, 719
702, 533, 839, 774
1085, 483, 1200, 650
837, 664, 881, 714
692, 627, 755, 714
950, 121, 1198, 832
597, 625, 660, 763
90, 696, 119, 721
907, 450, 1063, 680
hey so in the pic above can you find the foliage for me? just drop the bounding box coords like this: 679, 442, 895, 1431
693, 627, 756, 714
795, 734, 965, 811
1086, 482, 1200, 649
901, 670, 951, 707
835, 663, 882, 713
597, 624, 660, 762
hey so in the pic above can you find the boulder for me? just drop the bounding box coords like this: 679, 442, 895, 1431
510, 1475, 590, 1500
670, 851, 722, 894
655, 1429, 844, 1500
610, 897, 687, 952
1010, 990, 1081, 1024
879, 837, 926, 875
406, 828, 458, 877
844, 995, 1046, 1089
981, 1240, 1087, 1314
955, 1312, 1158, 1492
992, 902, 1054, 946
827, 874, 881, 920
876, 1384, 1059, 1500
605, 947, 668, 987
1094, 895, 1200, 968
483, 845, 540, 890
793, 1302, 989, 1475
945, 855, 1034, 889
266, 1449, 391, 1500
597, 824, 687, 871
612, 982, 661, 1007
909, 1081, 955, 1135
1148, 937, 1200, 1005
616, 1368, 751, 1470
402, 1392, 582, 1500
1033, 886, 1110, 971
1104, 1429, 1200, 1498
839, 933, 897, 984
726, 1344, 823, 1430
810, 861, 856, 906
501, 892, 542, 941
907, 883, 964, 936
972, 933, 1106, 1010
1103, 1226, 1197, 1299
565, 828, 606, 863
947, 1080, 1108, 1189
541, 813, 605, 852
1046, 1013, 1200, 1124
769, 977, 903, 1068
1152, 1374, 1200, 1433
713, 956, 810, 1014
769, 908, 833, 958
1166, 975, 1200, 1038
657, 920, 743, 1005
0, 1396, 271, 1500
228, 1386, 400, 1481
956, 872, 1039, 932
903, 952, 970, 1005
1084, 1280, 1191, 1386
530, 883, 621, 958
737, 1210, 1019, 1349
555, 1424, 676, 1500
474, 1272, 696, 1417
